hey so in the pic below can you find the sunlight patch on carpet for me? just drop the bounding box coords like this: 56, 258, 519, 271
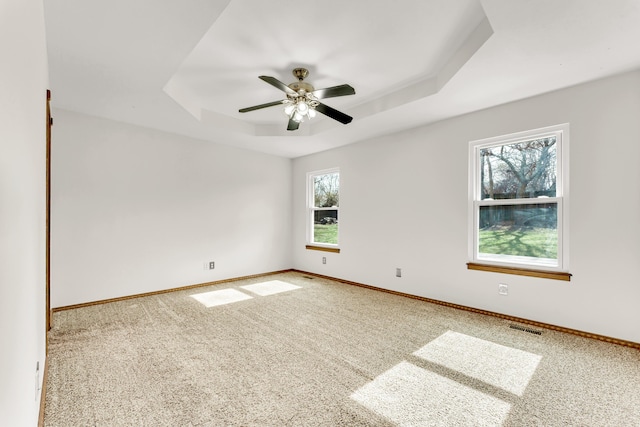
190, 288, 253, 307
414, 330, 542, 396
240, 280, 302, 296
351, 361, 511, 427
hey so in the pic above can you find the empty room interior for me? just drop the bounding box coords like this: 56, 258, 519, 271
2, 0, 640, 426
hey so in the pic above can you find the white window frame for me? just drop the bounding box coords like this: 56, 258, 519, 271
468, 124, 570, 272
307, 167, 340, 248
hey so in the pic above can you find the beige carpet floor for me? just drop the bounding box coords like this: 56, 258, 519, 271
44, 271, 640, 426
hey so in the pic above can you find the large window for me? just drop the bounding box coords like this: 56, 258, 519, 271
308, 168, 339, 248
469, 124, 569, 273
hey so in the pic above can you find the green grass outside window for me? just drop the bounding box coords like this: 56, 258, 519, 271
314, 224, 338, 245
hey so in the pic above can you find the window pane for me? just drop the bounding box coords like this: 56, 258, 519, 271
314, 173, 339, 208
313, 209, 338, 244
480, 137, 556, 200
478, 203, 557, 263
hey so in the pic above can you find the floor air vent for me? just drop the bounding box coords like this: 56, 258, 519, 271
509, 324, 543, 335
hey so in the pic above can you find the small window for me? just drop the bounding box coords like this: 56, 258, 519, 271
308, 168, 339, 248
469, 124, 569, 272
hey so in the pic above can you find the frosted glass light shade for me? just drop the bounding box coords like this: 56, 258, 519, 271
297, 102, 309, 114
284, 104, 295, 115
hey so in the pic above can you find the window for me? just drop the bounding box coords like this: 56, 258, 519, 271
469, 124, 569, 275
307, 168, 339, 250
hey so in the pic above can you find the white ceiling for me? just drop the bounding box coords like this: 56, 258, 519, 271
45, 0, 640, 158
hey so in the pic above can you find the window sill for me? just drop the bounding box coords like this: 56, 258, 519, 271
467, 262, 571, 281
306, 245, 340, 253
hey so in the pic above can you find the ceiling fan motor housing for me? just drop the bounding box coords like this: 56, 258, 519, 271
288, 81, 314, 93
289, 68, 314, 93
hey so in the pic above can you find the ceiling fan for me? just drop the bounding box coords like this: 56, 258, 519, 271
239, 68, 356, 131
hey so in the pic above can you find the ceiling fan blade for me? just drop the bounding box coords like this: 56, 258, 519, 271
239, 100, 283, 113
287, 118, 300, 131
314, 102, 353, 124
312, 84, 355, 99
259, 76, 297, 95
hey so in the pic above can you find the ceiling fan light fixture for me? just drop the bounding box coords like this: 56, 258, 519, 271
239, 68, 355, 131
284, 94, 318, 123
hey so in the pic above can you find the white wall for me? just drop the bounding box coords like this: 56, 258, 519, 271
293, 70, 640, 343
51, 110, 292, 307
0, 0, 48, 425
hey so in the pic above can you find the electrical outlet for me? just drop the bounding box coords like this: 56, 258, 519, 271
396, 268, 402, 278
322, 257, 326, 264
498, 283, 508, 295
208, 261, 215, 270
